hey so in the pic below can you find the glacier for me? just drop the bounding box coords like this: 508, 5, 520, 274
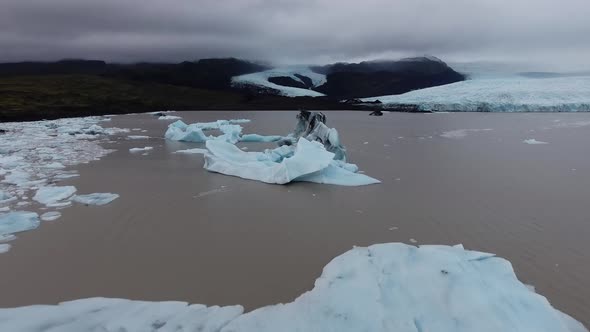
362, 75, 590, 112
232, 66, 326, 97
0, 243, 585, 332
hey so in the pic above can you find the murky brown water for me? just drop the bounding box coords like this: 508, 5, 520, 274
0, 111, 589, 325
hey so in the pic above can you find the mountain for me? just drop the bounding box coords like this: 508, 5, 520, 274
312, 57, 465, 98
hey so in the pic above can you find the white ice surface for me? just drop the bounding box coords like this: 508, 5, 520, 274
240, 134, 283, 142
129, 147, 153, 153
441, 128, 493, 139
524, 139, 549, 144
72, 193, 119, 206
0, 116, 123, 252
174, 148, 208, 154
33, 186, 76, 206
158, 115, 182, 120
0, 243, 585, 332
362, 75, 590, 112
40, 211, 61, 221
232, 66, 326, 97
204, 138, 380, 186
0, 211, 39, 236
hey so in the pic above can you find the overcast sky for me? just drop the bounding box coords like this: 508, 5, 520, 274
1, 0, 589, 69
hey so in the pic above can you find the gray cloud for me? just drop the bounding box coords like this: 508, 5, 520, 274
1, 0, 589, 68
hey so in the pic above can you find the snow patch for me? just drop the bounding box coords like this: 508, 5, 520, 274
232, 66, 326, 97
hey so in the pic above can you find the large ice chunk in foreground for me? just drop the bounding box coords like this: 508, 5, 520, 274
0, 243, 585, 332
204, 138, 380, 186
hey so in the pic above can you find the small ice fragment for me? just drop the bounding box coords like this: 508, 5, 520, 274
40, 211, 62, 221
129, 147, 153, 152
241, 147, 249, 150
363, 142, 369, 145
389, 227, 398, 231
173, 148, 208, 154
0, 243, 10, 253
33, 186, 76, 205
128, 135, 150, 139
395, 178, 401, 181
72, 193, 119, 206
159, 115, 182, 120
523, 139, 549, 145
409, 238, 418, 243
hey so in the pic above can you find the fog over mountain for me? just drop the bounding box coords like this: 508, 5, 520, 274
1, 0, 589, 69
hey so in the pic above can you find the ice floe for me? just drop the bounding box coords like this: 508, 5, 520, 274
159, 115, 182, 120
524, 139, 549, 145
33, 186, 76, 206
72, 193, 119, 206
0, 116, 123, 253
441, 128, 493, 139
0, 211, 40, 236
232, 66, 326, 97
127, 135, 150, 140
40, 211, 61, 221
129, 147, 153, 153
0, 243, 585, 332
362, 75, 590, 112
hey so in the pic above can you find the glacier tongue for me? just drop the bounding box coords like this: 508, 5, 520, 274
0, 243, 585, 332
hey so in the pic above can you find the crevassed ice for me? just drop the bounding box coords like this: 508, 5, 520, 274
0, 243, 585, 332
362, 76, 590, 112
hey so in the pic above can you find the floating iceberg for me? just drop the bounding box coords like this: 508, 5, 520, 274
0, 211, 40, 236
72, 193, 119, 206
165, 120, 251, 143
40, 211, 62, 221
232, 66, 326, 97
0, 243, 585, 331
129, 147, 153, 153
33, 186, 77, 206
524, 138, 549, 145
204, 138, 379, 186
361, 75, 590, 112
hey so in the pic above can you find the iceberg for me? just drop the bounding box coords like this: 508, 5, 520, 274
33, 186, 76, 206
204, 138, 379, 186
129, 147, 153, 153
72, 193, 119, 206
0, 211, 40, 236
165, 123, 211, 143
0, 243, 585, 332
40, 211, 61, 221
